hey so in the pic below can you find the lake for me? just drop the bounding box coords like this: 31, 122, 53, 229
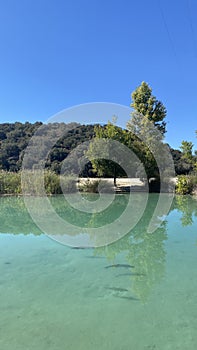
0, 194, 197, 350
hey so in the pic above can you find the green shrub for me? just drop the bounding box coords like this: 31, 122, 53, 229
78, 179, 100, 193
44, 170, 62, 194
0, 171, 21, 194
175, 175, 193, 195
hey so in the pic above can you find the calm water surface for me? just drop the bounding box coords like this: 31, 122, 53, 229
0, 194, 197, 350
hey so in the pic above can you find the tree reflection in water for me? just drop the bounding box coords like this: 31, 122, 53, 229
0, 194, 197, 302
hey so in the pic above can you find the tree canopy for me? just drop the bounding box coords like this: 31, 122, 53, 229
86, 119, 131, 185
126, 82, 169, 184
130, 81, 167, 134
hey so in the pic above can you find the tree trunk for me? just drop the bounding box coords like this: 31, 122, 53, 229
113, 165, 117, 187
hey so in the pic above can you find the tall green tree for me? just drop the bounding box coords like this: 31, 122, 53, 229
127, 82, 169, 185
180, 141, 193, 163
179, 140, 195, 174
130, 81, 167, 134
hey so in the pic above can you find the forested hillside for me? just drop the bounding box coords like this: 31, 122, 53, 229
0, 122, 95, 175
0, 121, 194, 176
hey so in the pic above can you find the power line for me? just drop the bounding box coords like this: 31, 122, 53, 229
157, 0, 179, 63
186, 0, 197, 60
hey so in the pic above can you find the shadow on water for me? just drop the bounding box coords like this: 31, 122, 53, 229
113, 295, 139, 301
104, 264, 134, 269
105, 287, 129, 292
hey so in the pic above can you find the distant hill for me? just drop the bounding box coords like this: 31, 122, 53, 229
0, 122, 193, 176
0, 122, 95, 175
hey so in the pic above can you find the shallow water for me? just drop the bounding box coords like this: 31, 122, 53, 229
0, 194, 197, 350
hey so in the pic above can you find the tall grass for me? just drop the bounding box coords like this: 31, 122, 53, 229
0, 171, 21, 195
0, 170, 77, 195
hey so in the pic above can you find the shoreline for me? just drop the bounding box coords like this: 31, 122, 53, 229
0, 177, 180, 196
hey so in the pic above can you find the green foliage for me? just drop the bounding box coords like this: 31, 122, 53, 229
180, 140, 193, 158
179, 140, 195, 174
131, 81, 167, 134
175, 175, 193, 195
0, 95, 196, 191
170, 148, 193, 175
0, 122, 42, 171
46, 124, 95, 176
0, 170, 77, 195
0, 171, 21, 194
78, 179, 100, 193
126, 82, 170, 182
44, 171, 62, 194
127, 113, 161, 180
87, 120, 130, 186
0, 122, 95, 174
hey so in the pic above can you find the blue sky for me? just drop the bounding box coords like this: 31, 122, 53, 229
0, 0, 197, 151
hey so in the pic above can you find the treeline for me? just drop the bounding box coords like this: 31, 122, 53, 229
0, 121, 195, 176
0, 122, 95, 175
0, 82, 197, 196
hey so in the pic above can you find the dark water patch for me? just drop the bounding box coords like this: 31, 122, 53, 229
71, 246, 91, 250
114, 295, 139, 301
71, 247, 85, 249
105, 264, 134, 269
105, 287, 128, 292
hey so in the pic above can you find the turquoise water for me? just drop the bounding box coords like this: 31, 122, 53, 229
0, 194, 197, 350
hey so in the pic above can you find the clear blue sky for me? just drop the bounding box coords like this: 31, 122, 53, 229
0, 0, 197, 151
